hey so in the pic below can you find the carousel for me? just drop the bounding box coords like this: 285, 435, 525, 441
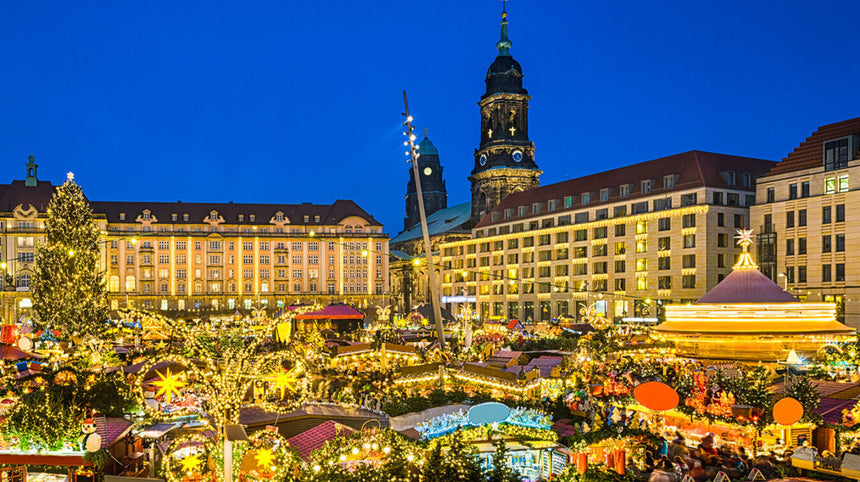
655, 230, 855, 362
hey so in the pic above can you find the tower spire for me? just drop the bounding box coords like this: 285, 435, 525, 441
496, 3, 512, 57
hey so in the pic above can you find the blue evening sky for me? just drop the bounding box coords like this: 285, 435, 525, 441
1, 1, 859, 233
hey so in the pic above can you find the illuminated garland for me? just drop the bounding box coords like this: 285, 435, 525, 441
161, 433, 218, 482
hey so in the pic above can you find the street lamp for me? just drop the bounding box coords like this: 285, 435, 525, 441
778, 273, 787, 291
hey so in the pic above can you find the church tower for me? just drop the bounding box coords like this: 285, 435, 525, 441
404, 130, 448, 230
469, 8, 541, 224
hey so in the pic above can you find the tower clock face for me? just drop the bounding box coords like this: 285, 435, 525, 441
479, 154, 487, 166
423, 167, 432, 176
512, 150, 524, 163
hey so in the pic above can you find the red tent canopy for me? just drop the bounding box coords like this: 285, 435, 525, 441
295, 305, 364, 320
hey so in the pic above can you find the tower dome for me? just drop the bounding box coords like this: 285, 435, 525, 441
484, 11, 526, 97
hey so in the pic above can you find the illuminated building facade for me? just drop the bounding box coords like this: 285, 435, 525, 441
751, 117, 860, 328
0, 159, 389, 322
439, 151, 776, 323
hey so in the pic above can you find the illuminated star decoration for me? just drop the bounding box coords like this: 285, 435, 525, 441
152, 368, 187, 403
178, 453, 202, 473
734, 228, 754, 247
254, 449, 275, 470
270, 367, 300, 399
66, 171, 74, 182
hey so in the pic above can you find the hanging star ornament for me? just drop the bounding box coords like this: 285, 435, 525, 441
178, 453, 203, 473
152, 368, 186, 403
254, 449, 276, 470
270, 367, 300, 399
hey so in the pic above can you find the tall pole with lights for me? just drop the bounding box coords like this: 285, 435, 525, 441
402, 91, 445, 346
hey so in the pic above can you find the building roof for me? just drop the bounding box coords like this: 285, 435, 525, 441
287, 420, 355, 460
0, 177, 382, 227
0, 180, 57, 213
90, 198, 380, 226
695, 268, 798, 304
475, 150, 777, 228
390, 201, 472, 245
766, 117, 860, 176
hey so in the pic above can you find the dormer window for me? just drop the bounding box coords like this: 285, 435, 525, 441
564, 196, 573, 208
276, 212, 284, 221
600, 188, 610, 202
249, 214, 255, 222
209, 210, 218, 221
303, 215, 309, 222
532, 203, 541, 215
518, 205, 527, 217
742, 173, 752, 187
238, 214, 244, 222
171, 213, 177, 221
119, 213, 126, 221
142, 211, 151, 220
581, 193, 591, 205
314, 215, 320, 222
183, 213, 189, 221
504, 208, 513, 219
663, 175, 676, 190
726, 171, 736, 186
547, 200, 556, 212
620, 184, 630, 198
824, 136, 856, 171
641, 180, 652, 194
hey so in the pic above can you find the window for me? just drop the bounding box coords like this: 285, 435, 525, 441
593, 262, 607, 274
658, 217, 670, 231
798, 237, 807, 255
614, 260, 626, 273
632, 201, 648, 214
593, 244, 607, 256
600, 188, 610, 201
786, 211, 794, 228
797, 210, 806, 227
614, 205, 627, 217
176, 269, 186, 279
636, 258, 647, 272
837, 263, 845, 282
798, 266, 807, 283
734, 214, 744, 229
786, 266, 795, 283
564, 196, 573, 208
682, 274, 696, 289
837, 204, 845, 222
615, 242, 626, 255
532, 203, 541, 214
176, 241, 187, 250
717, 233, 727, 248
658, 276, 672, 289
823, 264, 832, 282
620, 184, 630, 198
681, 193, 697, 206
658, 237, 670, 251
836, 233, 845, 252
727, 193, 739, 207
789, 183, 798, 199
574, 246, 587, 258
636, 277, 647, 290
658, 257, 671, 270
636, 239, 647, 253
713, 191, 724, 205
726, 171, 736, 186
824, 136, 854, 171
717, 212, 725, 227
801, 181, 810, 198
615, 224, 625, 237
823, 235, 832, 253
573, 263, 587, 275
641, 180, 652, 194
682, 255, 696, 268
110, 254, 118, 265
574, 212, 589, 224
574, 229, 587, 242
823, 206, 832, 224
682, 213, 696, 228
766, 187, 774, 203
636, 221, 647, 234
654, 198, 672, 211
664, 175, 675, 189
593, 226, 608, 239
743, 173, 751, 187
581, 193, 591, 205
683, 234, 695, 248
176, 254, 187, 264
717, 253, 725, 268
259, 255, 270, 264
615, 278, 626, 291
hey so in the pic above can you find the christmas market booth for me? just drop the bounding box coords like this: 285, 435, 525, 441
293, 305, 365, 338
415, 402, 569, 481
654, 230, 854, 361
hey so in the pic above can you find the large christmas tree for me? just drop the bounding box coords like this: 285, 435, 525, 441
31, 173, 109, 339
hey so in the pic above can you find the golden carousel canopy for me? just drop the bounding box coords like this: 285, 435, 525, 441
655, 229, 855, 361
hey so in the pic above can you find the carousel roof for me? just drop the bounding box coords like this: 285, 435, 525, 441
695, 267, 797, 304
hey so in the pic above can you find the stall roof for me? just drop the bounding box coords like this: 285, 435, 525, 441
138, 423, 177, 439
295, 305, 364, 320
287, 420, 356, 460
